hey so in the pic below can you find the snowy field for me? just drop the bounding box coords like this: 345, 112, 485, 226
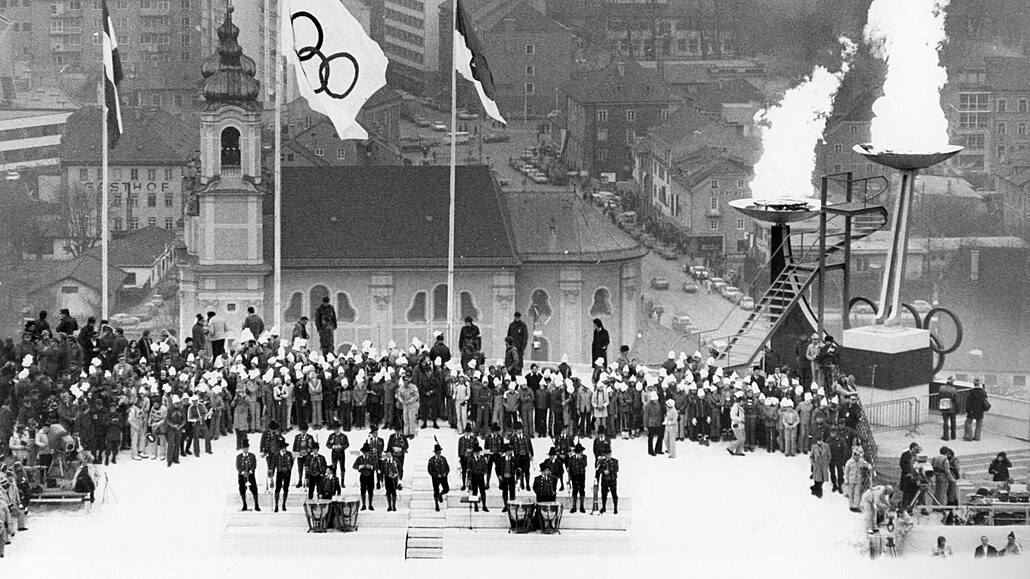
5, 429, 1029, 577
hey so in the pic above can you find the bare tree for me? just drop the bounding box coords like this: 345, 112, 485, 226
56, 181, 103, 257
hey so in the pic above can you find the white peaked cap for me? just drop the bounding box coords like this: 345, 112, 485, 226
668, 350, 676, 359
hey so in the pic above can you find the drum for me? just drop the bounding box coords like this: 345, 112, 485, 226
303, 499, 332, 533
507, 498, 535, 534
332, 499, 360, 532
536, 501, 563, 535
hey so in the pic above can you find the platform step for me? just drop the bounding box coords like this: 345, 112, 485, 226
406, 537, 443, 549
406, 527, 443, 539
409, 517, 446, 528
405, 546, 444, 559
442, 510, 630, 531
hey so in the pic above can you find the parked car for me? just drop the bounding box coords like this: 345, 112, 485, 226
483, 132, 510, 143
530, 174, 548, 184
414, 117, 430, 127
739, 296, 755, 310
911, 299, 932, 314
682, 280, 699, 293
670, 313, 693, 333
432, 121, 447, 132
658, 247, 678, 260
710, 278, 727, 293
722, 286, 742, 301
689, 266, 709, 281
650, 277, 670, 290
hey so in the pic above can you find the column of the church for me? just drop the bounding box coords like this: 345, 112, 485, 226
621, 261, 641, 352
491, 272, 517, 362
559, 267, 583, 364
370, 274, 395, 348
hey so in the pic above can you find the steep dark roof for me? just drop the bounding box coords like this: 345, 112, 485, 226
59, 106, 198, 165
280, 166, 518, 268
504, 192, 646, 263
567, 57, 679, 105
84, 225, 179, 267
685, 79, 764, 114
985, 56, 1030, 91
649, 106, 713, 145
674, 155, 753, 189
24, 253, 128, 295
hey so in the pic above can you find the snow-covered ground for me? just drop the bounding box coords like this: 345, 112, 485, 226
5, 429, 1029, 577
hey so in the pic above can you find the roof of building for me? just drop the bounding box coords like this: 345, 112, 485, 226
504, 191, 647, 263
441, 0, 569, 34
83, 225, 179, 267
985, 56, 1030, 92
0, 108, 76, 123
59, 106, 198, 165
851, 231, 1029, 253
673, 155, 753, 189
201, 7, 260, 105
684, 79, 764, 114
279, 166, 519, 268
567, 57, 679, 106
1, 85, 81, 110
24, 253, 128, 295
648, 106, 714, 146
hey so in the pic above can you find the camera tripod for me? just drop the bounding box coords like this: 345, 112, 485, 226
907, 481, 941, 514
101, 471, 118, 504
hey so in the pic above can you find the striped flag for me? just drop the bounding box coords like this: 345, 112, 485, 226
454, 0, 505, 125
102, 0, 123, 148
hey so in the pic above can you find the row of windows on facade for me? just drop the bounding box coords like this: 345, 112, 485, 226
110, 191, 176, 208
596, 109, 670, 122
282, 286, 618, 326
111, 216, 175, 230
608, 37, 733, 56
77, 167, 176, 181
958, 93, 1030, 112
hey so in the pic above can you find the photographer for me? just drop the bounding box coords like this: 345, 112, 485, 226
899, 442, 923, 513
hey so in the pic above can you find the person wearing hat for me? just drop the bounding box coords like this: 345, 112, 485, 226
938, 377, 958, 441
427, 442, 451, 512
506, 312, 528, 367
365, 425, 385, 490
509, 422, 534, 490
810, 435, 831, 498
532, 460, 557, 503
292, 423, 315, 488
844, 446, 872, 512
593, 424, 612, 463
860, 484, 894, 534
387, 424, 409, 490
1001, 531, 1022, 556
727, 395, 746, 456
963, 378, 990, 442
483, 423, 504, 488
781, 399, 800, 457
495, 443, 517, 512
591, 318, 610, 369
467, 444, 490, 512
396, 378, 420, 438
663, 398, 678, 458
354, 442, 378, 511
260, 419, 286, 489
236, 438, 260, 511
595, 448, 619, 515
165, 396, 186, 467
542, 446, 566, 491
188, 394, 213, 457
567, 443, 588, 513
457, 424, 478, 491
806, 333, 822, 389
381, 446, 401, 511
503, 337, 521, 382
317, 456, 342, 501
314, 296, 337, 356
459, 316, 482, 368
327, 420, 350, 487
271, 443, 295, 512
304, 442, 328, 500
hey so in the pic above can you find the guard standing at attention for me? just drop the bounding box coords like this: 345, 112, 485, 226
236, 438, 260, 511
273, 444, 294, 513
596, 448, 619, 515
428, 443, 451, 512
292, 423, 314, 488
567, 443, 588, 514
467, 444, 489, 512
354, 442, 377, 510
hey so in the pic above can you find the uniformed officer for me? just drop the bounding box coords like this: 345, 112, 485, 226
596, 448, 619, 515
272, 444, 294, 513
567, 442, 588, 514
427, 443, 450, 512
236, 438, 260, 511
382, 450, 401, 511
532, 461, 557, 502
317, 466, 342, 500
260, 420, 286, 493
292, 423, 314, 488
466, 443, 489, 512
543, 447, 565, 491
366, 425, 385, 490
353, 442, 377, 511
496, 443, 517, 512
483, 423, 504, 489
327, 420, 350, 486
305, 442, 328, 500
592, 425, 612, 465
387, 424, 409, 490
457, 424, 478, 490
510, 423, 534, 490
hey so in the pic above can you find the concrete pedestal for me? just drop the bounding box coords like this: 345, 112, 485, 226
842, 325, 932, 390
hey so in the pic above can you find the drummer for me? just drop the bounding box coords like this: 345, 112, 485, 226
317, 466, 342, 500
327, 420, 350, 487
467, 443, 489, 512
533, 461, 558, 503
543, 447, 565, 492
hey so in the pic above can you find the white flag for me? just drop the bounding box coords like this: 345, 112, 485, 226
282, 0, 389, 141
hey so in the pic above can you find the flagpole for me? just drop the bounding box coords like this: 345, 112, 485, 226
101, 81, 109, 321
446, 0, 458, 353
274, 0, 283, 338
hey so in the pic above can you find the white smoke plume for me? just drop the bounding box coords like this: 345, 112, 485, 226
864, 0, 952, 152
750, 37, 857, 200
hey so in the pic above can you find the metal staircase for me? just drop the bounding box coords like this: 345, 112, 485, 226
712, 179, 891, 371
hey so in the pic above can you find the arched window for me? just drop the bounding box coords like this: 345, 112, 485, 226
336, 292, 357, 323
460, 291, 480, 321
220, 126, 241, 167
407, 291, 427, 322
529, 289, 552, 324
310, 285, 329, 321
590, 287, 613, 317
284, 291, 303, 321
432, 284, 448, 322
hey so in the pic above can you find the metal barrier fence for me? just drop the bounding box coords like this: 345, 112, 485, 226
864, 397, 921, 431
863, 392, 1030, 441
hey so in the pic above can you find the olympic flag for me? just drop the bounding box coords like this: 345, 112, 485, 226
454, 0, 505, 125
282, 0, 389, 141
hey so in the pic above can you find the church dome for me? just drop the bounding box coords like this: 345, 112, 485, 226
201, 6, 260, 103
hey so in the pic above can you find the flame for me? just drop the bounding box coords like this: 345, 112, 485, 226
750, 37, 857, 200
865, 0, 951, 152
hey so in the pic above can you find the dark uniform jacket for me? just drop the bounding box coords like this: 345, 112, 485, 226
592, 436, 612, 460
596, 456, 619, 482
327, 432, 350, 459
427, 454, 450, 478
387, 433, 409, 456
533, 473, 557, 502
567, 454, 587, 477
552, 434, 572, 457
236, 452, 257, 475
458, 434, 479, 459
306, 454, 328, 478
467, 454, 488, 476
293, 433, 314, 458
317, 473, 341, 499
382, 456, 400, 479
272, 450, 294, 472
353, 454, 377, 477
260, 429, 286, 455
484, 432, 504, 454
510, 432, 533, 457
495, 454, 516, 479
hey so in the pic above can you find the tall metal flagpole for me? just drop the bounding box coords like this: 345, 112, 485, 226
274, 0, 283, 337
446, 0, 458, 351
101, 82, 109, 321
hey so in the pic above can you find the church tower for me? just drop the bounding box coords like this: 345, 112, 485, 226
180, 6, 270, 341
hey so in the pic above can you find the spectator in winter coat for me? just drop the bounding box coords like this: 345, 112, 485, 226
781, 399, 800, 457
796, 395, 814, 454
761, 398, 779, 452
844, 447, 872, 512
810, 437, 831, 498
963, 379, 989, 442
643, 392, 663, 455
827, 429, 850, 493
931, 446, 955, 507
989, 452, 1012, 482
662, 399, 677, 458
